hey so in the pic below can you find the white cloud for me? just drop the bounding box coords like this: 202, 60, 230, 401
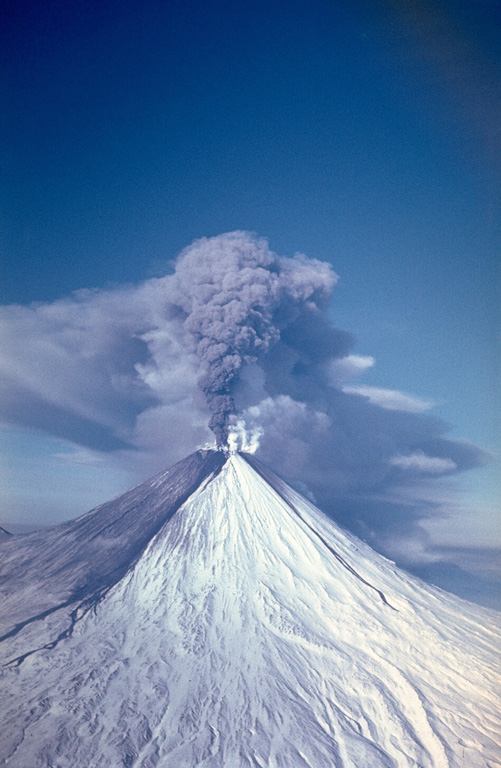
328, 354, 375, 384
344, 385, 434, 413
390, 451, 457, 474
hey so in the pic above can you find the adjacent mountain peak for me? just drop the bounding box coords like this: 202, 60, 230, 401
1, 451, 500, 767
0, 448, 227, 640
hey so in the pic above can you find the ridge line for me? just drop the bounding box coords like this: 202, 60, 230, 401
242, 454, 397, 611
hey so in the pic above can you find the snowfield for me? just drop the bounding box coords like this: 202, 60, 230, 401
1, 451, 500, 767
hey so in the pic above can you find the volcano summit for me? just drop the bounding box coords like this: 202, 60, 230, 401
1, 450, 500, 767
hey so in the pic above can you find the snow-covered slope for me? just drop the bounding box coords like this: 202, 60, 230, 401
1, 452, 500, 767
0, 449, 225, 638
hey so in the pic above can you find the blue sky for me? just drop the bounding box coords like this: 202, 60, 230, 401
1, 0, 499, 601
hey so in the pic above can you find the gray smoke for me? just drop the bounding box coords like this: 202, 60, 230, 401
0, 230, 492, 605
167, 231, 337, 445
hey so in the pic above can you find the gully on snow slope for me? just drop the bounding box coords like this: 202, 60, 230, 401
0, 450, 500, 768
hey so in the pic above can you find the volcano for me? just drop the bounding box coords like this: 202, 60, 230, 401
1, 450, 499, 767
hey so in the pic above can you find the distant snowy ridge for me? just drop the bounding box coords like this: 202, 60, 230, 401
1, 451, 500, 767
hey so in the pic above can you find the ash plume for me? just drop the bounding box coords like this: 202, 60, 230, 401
0, 230, 490, 593
167, 231, 337, 445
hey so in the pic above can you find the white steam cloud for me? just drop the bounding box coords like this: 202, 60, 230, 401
227, 420, 263, 455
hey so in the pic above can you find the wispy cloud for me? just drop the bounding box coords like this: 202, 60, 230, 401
389, 451, 457, 474
328, 354, 375, 383
344, 386, 435, 413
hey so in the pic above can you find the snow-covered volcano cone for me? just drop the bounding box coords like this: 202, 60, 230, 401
1, 452, 500, 768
